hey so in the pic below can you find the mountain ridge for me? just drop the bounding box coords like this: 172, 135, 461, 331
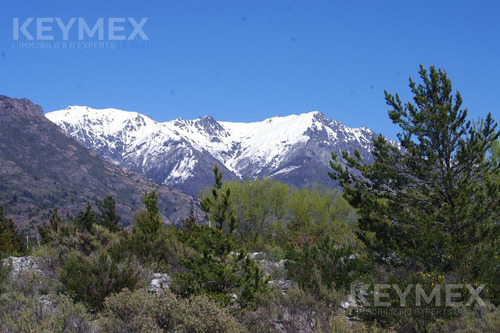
46, 106, 389, 196
0, 96, 201, 229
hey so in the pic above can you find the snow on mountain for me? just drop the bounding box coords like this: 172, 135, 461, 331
46, 106, 385, 196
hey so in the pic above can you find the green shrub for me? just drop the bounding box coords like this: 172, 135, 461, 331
327, 314, 396, 333
60, 249, 142, 312
241, 284, 338, 333
121, 225, 187, 272
286, 235, 364, 299
0, 291, 94, 333
168, 294, 247, 333
48, 223, 116, 259
99, 288, 161, 332
0, 260, 11, 294
6, 267, 57, 297
99, 288, 247, 333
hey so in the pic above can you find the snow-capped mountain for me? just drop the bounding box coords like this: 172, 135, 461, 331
46, 106, 384, 196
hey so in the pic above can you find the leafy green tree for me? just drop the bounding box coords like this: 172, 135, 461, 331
133, 191, 162, 236
200, 165, 237, 234
74, 202, 99, 232
228, 179, 289, 248
285, 187, 358, 246
98, 195, 121, 232
37, 206, 62, 244
0, 205, 20, 256
330, 65, 500, 273
203, 179, 359, 251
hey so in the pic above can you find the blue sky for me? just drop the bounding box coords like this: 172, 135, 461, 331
0, 0, 499, 139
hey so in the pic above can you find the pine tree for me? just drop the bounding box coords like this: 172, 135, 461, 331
183, 209, 198, 229
174, 167, 268, 307
0, 205, 20, 256
330, 65, 500, 272
37, 206, 62, 244
200, 164, 238, 234
98, 195, 121, 232
176, 212, 268, 308
133, 190, 162, 236
74, 202, 99, 232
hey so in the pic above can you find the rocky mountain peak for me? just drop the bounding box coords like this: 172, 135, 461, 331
47, 106, 392, 196
0, 95, 44, 119
196, 115, 229, 138
311, 110, 327, 122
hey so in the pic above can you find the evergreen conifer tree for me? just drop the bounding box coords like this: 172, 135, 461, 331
176, 185, 267, 308
37, 206, 62, 244
200, 164, 238, 234
330, 65, 500, 272
0, 205, 20, 256
74, 202, 99, 232
98, 195, 121, 232
133, 190, 162, 236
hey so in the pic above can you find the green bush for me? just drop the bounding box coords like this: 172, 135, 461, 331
327, 314, 396, 333
0, 291, 94, 333
165, 293, 247, 333
48, 223, 117, 260
286, 235, 364, 298
99, 288, 160, 332
5, 267, 57, 298
59, 249, 142, 312
120, 225, 187, 272
241, 284, 339, 333
99, 288, 247, 333
0, 260, 11, 294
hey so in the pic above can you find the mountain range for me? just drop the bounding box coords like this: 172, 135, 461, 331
0, 96, 200, 231
47, 106, 387, 196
